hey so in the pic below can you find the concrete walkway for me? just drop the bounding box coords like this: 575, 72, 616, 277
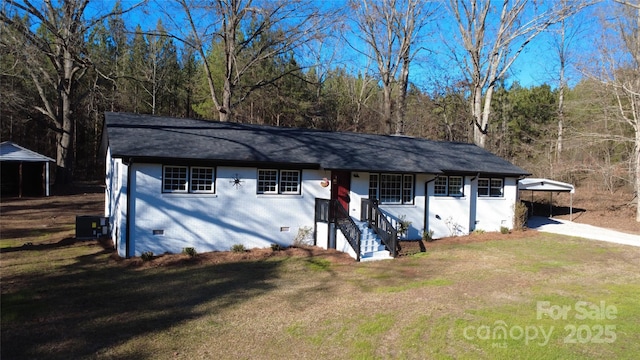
527, 216, 640, 247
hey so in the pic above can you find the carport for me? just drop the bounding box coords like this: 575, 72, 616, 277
0, 141, 54, 197
518, 178, 576, 220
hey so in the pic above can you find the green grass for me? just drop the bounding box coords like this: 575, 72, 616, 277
304, 257, 332, 271
2, 196, 640, 359
2, 236, 639, 359
374, 277, 454, 293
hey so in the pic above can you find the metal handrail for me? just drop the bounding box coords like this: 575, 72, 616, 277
332, 200, 361, 261
361, 199, 397, 257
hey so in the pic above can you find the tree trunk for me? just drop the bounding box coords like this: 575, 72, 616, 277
56, 48, 76, 188
220, 76, 232, 122
383, 85, 393, 134
396, 54, 410, 135
472, 85, 485, 147
556, 16, 567, 163
636, 131, 640, 222
557, 88, 564, 161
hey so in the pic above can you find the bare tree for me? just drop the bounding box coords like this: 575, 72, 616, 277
549, 1, 590, 165
0, 0, 142, 186
447, 0, 589, 148
168, 0, 329, 122
349, 69, 378, 132
555, 16, 568, 163
592, 1, 640, 220
349, 0, 437, 134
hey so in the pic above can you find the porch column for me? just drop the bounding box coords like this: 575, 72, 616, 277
45, 162, 50, 196
18, 162, 23, 198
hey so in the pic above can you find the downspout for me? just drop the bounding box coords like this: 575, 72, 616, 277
570, 191, 573, 221
469, 173, 480, 232
424, 176, 439, 236
125, 158, 133, 258
45, 161, 50, 196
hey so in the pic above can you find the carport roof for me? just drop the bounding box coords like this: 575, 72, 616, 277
0, 142, 55, 162
518, 178, 575, 193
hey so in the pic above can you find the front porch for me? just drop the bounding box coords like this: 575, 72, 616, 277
315, 198, 397, 261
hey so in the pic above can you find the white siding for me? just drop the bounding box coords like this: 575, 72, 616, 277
426, 176, 520, 239
335, 227, 358, 260
474, 177, 519, 232
104, 148, 127, 256
427, 176, 472, 238
315, 222, 330, 249
129, 165, 331, 256
105, 152, 521, 257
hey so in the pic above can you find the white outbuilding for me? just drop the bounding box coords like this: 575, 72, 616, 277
0, 141, 54, 197
518, 178, 575, 220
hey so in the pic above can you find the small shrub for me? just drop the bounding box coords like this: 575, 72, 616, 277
141, 251, 154, 261
422, 229, 435, 242
182, 247, 197, 257
472, 229, 486, 235
398, 215, 412, 238
513, 201, 528, 230
293, 226, 313, 246
231, 244, 246, 253
500, 226, 510, 234
271, 243, 283, 251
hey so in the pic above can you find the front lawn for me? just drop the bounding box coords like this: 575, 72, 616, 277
2, 194, 639, 359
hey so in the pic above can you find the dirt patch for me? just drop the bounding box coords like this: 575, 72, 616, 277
114, 246, 356, 269
113, 230, 535, 266
397, 229, 537, 256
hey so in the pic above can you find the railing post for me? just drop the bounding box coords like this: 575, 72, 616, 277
365, 200, 399, 258
356, 231, 361, 262
391, 228, 397, 257
332, 198, 362, 261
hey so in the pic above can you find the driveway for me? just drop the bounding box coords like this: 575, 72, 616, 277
527, 217, 640, 247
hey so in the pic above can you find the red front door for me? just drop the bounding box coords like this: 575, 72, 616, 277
331, 171, 351, 211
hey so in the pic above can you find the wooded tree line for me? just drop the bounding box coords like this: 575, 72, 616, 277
1, 0, 638, 218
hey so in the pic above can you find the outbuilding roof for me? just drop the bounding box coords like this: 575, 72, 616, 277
0, 141, 55, 162
518, 178, 575, 193
104, 112, 529, 176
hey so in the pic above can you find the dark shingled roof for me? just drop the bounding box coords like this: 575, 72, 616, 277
104, 112, 529, 176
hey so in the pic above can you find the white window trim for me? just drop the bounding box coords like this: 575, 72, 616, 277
369, 173, 414, 205
257, 169, 279, 194
163, 166, 189, 193
190, 166, 216, 193
257, 169, 301, 195
279, 170, 301, 195
490, 178, 504, 197
402, 174, 414, 204
162, 165, 216, 194
434, 175, 465, 197
448, 176, 464, 197
434, 177, 448, 196
478, 177, 504, 198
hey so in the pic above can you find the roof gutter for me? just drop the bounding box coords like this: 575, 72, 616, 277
113, 155, 319, 170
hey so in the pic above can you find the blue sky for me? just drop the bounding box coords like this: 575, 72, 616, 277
90, 0, 606, 91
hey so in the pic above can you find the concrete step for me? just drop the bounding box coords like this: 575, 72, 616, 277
353, 217, 393, 261
361, 245, 386, 253
360, 250, 393, 261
